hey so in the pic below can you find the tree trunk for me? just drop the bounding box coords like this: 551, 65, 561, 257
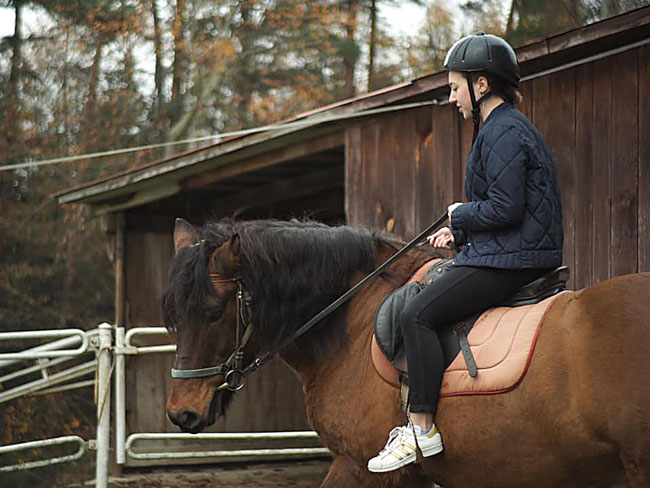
170, 0, 187, 128
235, 2, 251, 127
505, 0, 516, 38
62, 27, 72, 151
367, 0, 377, 92
79, 35, 103, 152
7, 0, 23, 159
343, 0, 358, 99
0, 0, 23, 261
60, 34, 104, 318
166, 4, 236, 142
152, 0, 164, 123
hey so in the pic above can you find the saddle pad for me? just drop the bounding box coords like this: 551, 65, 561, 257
440, 291, 569, 396
371, 290, 570, 397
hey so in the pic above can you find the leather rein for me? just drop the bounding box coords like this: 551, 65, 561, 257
170, 212, 449, 392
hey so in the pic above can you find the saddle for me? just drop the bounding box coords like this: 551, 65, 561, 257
372, 259, 570, 396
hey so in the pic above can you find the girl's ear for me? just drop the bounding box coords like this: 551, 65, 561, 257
477, 75, 490, 95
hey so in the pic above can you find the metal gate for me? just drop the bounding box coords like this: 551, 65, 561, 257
0, 323, 328, 486
0, 324, 113, 486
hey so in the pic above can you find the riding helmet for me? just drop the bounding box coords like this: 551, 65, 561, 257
444, 32, 520, 88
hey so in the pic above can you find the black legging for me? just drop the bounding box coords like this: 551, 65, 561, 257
400, 265, 551, 415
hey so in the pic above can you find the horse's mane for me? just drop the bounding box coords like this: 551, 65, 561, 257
163, 218, 404, 360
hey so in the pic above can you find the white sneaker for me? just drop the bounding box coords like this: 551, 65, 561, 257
367, 424, 443, 473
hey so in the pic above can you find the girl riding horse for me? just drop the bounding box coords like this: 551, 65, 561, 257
368, 32, 564, 473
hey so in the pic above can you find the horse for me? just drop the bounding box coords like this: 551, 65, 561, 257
162, 217, 650, 488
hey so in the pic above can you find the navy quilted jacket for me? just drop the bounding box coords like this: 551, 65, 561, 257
450, 103, 563, 269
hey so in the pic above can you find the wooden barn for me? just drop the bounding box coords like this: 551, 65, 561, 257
56, 6, 650, 465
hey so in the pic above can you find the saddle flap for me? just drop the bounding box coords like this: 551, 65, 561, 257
374, 282, 421, 367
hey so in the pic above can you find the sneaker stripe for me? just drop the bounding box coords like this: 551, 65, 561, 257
403, 441, 416, 451
396, 446, 411, 456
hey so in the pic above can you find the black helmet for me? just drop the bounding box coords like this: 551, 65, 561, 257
444, 32, 520, 88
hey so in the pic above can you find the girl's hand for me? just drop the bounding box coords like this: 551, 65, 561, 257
448, 202, 462, 220
427, 227, 455, 249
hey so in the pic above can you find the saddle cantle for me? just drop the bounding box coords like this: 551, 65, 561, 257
371, 260, 571, 396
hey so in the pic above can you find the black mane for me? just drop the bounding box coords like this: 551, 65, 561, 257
162, 219, 401, 359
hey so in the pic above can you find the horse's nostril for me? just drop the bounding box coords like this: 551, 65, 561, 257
180, 410, 198, 425
176, 409, 203, 432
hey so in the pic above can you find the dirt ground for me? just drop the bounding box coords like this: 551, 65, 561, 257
74, 459, 331, 488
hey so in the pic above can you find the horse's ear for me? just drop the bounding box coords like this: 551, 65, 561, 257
209, 234, 240, 273
174, 218, 199, 253
229, 234, 240, 257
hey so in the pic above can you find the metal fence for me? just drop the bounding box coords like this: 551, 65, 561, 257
0, 323, 329, 486
0, 323, 112, 487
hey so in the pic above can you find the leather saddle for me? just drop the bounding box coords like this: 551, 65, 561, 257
373, 259, 570, 383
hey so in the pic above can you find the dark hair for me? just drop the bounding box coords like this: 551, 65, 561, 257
472, 71, 522, 105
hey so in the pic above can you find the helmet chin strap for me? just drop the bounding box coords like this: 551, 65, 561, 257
466, 72, 492, 144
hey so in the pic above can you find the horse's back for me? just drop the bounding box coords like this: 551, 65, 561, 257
554, 273, 650, 396
573, 272, 650, 354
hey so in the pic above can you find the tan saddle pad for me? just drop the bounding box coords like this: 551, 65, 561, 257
370, 258, 569, 396
440, 291, 568, 397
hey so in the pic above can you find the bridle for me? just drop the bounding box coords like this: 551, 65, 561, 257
170, 273, 254, 391
169, 211, 449, 392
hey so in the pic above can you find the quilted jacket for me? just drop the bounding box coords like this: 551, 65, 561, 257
450, 103, 563, 269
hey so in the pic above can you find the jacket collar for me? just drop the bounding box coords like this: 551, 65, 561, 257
483, 101, 512, 125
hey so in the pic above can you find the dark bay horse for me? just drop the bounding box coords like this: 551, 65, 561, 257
163, 218, 650, 488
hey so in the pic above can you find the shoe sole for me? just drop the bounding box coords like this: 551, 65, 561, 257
367, 439, 444, 473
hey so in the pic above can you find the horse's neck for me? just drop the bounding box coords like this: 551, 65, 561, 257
345, 242, 431, 338
280, 242, 432, 381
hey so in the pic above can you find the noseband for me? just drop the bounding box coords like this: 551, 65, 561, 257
170, 274, 254, 391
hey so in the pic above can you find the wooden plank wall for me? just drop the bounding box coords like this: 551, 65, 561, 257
346, 105, 462, 245
346, 45, 650, 290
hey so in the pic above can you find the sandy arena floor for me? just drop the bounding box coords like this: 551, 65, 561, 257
99, 459, 331, 488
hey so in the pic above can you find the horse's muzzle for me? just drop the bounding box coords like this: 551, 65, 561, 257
167, 408, 206, 433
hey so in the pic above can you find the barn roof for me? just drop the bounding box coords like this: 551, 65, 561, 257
56, 6, 650, 215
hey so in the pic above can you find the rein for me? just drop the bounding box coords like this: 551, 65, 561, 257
171, 212, 449, 391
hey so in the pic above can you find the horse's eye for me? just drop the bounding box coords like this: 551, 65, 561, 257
207, 307, 224, 323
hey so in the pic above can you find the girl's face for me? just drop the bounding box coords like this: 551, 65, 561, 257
448, 71, 481, 120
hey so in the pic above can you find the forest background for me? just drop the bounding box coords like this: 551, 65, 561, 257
0, 0, 647, 485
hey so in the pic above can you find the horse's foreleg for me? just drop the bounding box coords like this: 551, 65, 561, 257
620, 451, 650, 488
321, 455, 432, 488
320, 456, 365, 488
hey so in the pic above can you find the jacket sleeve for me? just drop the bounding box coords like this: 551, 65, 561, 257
451, 127, 526, 232
450, 225, 467, 247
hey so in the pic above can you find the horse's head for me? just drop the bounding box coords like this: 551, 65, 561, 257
162, 217, 405, 432
163, 218, 246, 433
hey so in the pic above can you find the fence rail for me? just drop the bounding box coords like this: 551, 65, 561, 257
125, 432, 329, 461
0, 329, 89, 360
0, 435, 88, 473
0, 328, 98, 404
